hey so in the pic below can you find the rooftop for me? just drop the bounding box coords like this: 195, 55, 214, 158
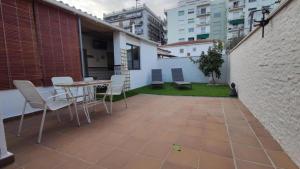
4, 95, 298, 169
160, 40, 215, 47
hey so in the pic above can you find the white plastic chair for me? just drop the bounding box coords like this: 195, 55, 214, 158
97, 75, 128, 114
51, 77, 82, 101
13, 80, 73, 143
51, 76, 91, 125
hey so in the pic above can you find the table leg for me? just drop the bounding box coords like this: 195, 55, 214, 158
83, 86, 91, 123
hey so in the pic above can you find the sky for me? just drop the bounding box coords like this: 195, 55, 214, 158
60, 0, 178, 19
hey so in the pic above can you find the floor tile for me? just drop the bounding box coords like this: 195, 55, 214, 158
117, 136, 147, 153
161, 161, 195, 169
267, 150, 299, 169
236, 160, 274, 169
202, 138, 232, 158
198, 150, 235, 169
97, 149, 135, 169
166, 147, 198, 168
176, 134, 203, 150
233, 143, 272, 166
139, 141, 171, 160
123, 155, 161, 169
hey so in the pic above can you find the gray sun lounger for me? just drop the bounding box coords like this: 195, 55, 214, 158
151, 69, 164, 87
171, 68, 192, 89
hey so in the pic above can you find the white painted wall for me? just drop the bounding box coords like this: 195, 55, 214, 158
0, 87, 53, 119
161, 42, 213, 57
229, 0, 300, 166
157, 56, 228, 83
126, 37, 159, 89
0, 111, 12, 160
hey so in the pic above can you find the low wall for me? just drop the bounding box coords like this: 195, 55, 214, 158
157, 56, 228, 83
229, 0, 300, 166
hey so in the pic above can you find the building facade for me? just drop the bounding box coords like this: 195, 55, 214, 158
227, 0, 277, 40
160, 40, 214, 57
227, 0, 245, 40
243, 0, 277, 34
165, 0, 227, 43
103, 4, 166, 44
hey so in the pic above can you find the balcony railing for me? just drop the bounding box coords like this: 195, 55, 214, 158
197, 12, 211, 17
228, 4, 245, 11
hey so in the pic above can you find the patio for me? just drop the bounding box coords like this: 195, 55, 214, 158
3, 94, 298, 169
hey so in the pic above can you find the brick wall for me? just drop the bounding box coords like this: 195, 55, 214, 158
229, 0, 300, 166
0, 0, 82, 89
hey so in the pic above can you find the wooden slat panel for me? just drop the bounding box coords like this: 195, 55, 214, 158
0, 0, 82, 89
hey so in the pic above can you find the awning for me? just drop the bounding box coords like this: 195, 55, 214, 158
197, 34, 210, 39
229, 19, 244, 25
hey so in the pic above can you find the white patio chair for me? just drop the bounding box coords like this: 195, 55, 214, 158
83, 77, 110, 119
51, 76, 90, 125
51, 77, 82, 101
84, 77, 95, 102
97, 75, 128, 114
13, 80, 73, 143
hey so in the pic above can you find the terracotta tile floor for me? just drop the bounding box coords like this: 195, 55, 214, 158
3, 94, 299, 169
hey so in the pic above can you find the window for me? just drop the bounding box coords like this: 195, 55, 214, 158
187, 53, 191, 56
201, 8, 206, 14
193, 48, 197, 51
214, 12, 221, 18
188, 9, 194, 14
201, 27, 206, 34
178, 19, 185, 24
233, 1, 239, 7
179, 38, 185, 41
180, 49, 184, 53
188, 37, 195, 41
178, 10, 185, 16
126, 43, 140, 70
188, 18, 195, 24
188, 28, 194, 32
249, 0, 256, 2
178, 28, 185, 33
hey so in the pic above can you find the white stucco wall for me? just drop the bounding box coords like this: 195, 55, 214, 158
229, 0, 300, 166
158, 56, 228, 83
161, 42, 213, 57
127, 38, 159, 89
0, 87, 53, 119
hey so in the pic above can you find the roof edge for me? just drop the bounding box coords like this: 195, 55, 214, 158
43, 0, 159, 46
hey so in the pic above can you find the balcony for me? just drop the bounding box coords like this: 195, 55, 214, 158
197, 12, 211, 17
197, 22, 210, 26
228, 4, 245, 11
228, 18, 244, 25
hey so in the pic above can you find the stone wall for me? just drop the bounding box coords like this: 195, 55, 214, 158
229, 0, 300, 166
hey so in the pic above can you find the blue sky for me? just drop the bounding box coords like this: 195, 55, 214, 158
60, 0, 177, 19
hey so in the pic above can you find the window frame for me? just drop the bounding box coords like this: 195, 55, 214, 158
178, 10, 185, 16
126, 43, 141, 70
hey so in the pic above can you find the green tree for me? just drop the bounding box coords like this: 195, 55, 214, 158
191, 41, 224, 84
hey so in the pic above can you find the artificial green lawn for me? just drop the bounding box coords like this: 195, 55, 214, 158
111, 83, 230, 102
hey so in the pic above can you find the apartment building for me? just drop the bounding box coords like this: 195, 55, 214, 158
244, 0, 278, 34
227, 0, 278, 40
165, 0, 227, 43
103, 4, 166, 44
